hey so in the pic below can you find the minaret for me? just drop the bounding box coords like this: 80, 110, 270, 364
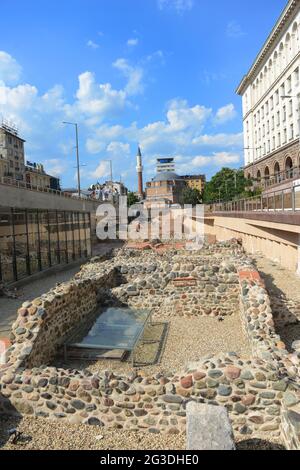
136, 146, 143, 199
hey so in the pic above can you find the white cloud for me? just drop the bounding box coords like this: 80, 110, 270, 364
0, 50, 243, 188
113, 58, 144, 96
90, 161, 111, 179
44, 159, 67, 177
86, 138, 106, 154
65, 71, 127, 122
107, 141, 130, 157
177, 152, 241, 172
0, 51, 22, 84
127, 38, 139, 47
158, 0, 194, 13
215, 103, 237, 124
87, 40, 100, 49
192, 132, 243, 147
226, 21, 245, 39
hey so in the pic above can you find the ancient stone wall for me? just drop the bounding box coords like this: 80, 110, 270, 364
1, 240, 300, 447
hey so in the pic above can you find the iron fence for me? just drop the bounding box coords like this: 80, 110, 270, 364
209, 184, 300, 214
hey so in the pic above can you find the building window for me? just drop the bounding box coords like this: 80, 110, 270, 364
272, 136, 276, 150
277, 111, 280, 126
287, 76, 292, 93
278, 132, 281, 147
275, 90, 279, 105
294, 67, 299, 86
283, 105, 286, 122
271, 115, 275, 130
290, 124, 294, 140
284, 128, 287, 143
270, 96, 274, 110
289, 99, 293, 117
265, 101, 269, 115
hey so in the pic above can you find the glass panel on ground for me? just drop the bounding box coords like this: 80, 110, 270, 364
69, 307, 150, 351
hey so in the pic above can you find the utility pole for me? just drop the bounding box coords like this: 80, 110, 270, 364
63, 122, 81, 197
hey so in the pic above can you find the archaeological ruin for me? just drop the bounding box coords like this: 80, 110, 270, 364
0, 239, 300, 450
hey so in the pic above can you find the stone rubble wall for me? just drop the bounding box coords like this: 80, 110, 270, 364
0, 353, 293, 439
0, 240, 300, 447
238, 268, 300, 449
5, 269, 119, 370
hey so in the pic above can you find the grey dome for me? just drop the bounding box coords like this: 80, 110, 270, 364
152, 172, 181, 182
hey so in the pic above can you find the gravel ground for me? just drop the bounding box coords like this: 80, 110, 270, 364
0, 415, 185, 451
0, 415, 284, 451
54, 310, 251, 376
253, 254, 300, 351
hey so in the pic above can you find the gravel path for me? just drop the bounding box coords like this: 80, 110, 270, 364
0, 242, 122, 339
0, 415, 185, 451
54, 310, 251, 376
0, 267, 80, 339
0, 415, 284, 451
253, 254, 300, 351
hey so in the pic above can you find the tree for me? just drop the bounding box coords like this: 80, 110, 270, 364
202, 168, 256, 204
182, 187, 203, 205
127, 192, 140, 207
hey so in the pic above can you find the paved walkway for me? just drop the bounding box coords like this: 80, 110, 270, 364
0, 242, 123, 339
253, 254, 300, 351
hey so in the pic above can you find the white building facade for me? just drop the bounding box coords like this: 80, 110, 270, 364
237, 0, 300, 187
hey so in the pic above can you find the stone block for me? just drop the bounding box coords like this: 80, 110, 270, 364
186, 402, 235, 451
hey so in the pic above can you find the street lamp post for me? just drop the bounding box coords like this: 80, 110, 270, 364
103, 160, 113, 184
63, 122, 81, 198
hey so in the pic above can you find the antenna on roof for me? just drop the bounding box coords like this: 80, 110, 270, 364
1, 117, 19, 136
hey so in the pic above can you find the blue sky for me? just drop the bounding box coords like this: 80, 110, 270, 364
0, 0, 287, 190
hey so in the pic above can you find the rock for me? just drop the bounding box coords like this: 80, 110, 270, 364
241, 394, 256, 406
217, 385, 232, 397
193, 372, 206, 381
162, 395, 183, 404
234, 403, 246, 414
208, 370, 223, 379
225, 366, 241, 380
38, 378, 48, 388
273, 381, 288, 392
87, 417, 104, 426
70, 399, 85, 410
292, 340, 300, 351
14, 400, 34, 415
180, 375, 193, 389
283, 392, 299, 408
187, 403, 235, 451
240, 370, 254, 381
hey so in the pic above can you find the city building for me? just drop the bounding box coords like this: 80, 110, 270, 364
25, 162, 51, 189
181, 174, 206, 193
145, 172, 186, 206
136, 146, 144, 199
88, 181, 127, 202
0, 122, 25, 181
156, 157, 176, 174
237, 0, 300, 189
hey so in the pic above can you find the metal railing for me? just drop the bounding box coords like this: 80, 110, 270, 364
0, 176, 84, 200
208, 184, 300, 214
258, 166, 300, 190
